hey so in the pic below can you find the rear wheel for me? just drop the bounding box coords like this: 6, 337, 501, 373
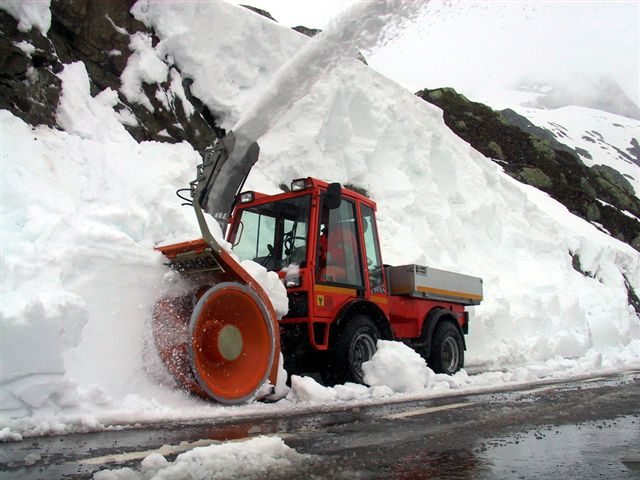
429, 322, 464, 374
323, 315, 380, 385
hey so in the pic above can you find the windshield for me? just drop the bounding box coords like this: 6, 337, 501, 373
231, 194, 311, 271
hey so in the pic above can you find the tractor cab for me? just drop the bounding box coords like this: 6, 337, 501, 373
228, 178, 385, 299
226, 178, 398, 381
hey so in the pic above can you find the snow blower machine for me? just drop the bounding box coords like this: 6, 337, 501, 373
153, 133, 483, 404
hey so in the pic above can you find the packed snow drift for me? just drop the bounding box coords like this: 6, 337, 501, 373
92, 435, 310, 480
1, 1, 639, 439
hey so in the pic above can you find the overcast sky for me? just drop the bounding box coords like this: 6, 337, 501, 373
232, 1, 639, 108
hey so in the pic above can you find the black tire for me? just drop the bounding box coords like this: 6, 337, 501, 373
323, 315, 380, 385
429, 321, 464, 374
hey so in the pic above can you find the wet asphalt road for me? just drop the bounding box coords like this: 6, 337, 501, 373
1, 370, 639, 479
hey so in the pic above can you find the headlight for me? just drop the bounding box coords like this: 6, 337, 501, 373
238, 191, 254, 203
291, 178, 311, 191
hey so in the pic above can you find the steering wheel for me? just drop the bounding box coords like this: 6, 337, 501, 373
283, 232, 306, 256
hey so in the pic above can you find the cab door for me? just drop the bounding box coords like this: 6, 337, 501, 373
313, 195, 365, 319
359, 203, 389, 315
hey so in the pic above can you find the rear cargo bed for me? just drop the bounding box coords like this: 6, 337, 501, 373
386, 264, 483, 306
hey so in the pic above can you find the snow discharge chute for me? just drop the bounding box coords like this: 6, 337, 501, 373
153, 133, 280, 404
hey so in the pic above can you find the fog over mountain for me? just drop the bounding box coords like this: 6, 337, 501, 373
241, 1, 639, 114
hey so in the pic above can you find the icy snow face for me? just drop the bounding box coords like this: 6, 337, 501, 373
243, 59, 640, 367
0, 62, 202, 423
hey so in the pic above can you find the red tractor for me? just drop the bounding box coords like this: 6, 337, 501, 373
153, 133, 483, 404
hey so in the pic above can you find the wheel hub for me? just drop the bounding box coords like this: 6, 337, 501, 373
217, 324, 243, 361
351, 333, 376, 380
442, 336, 460, 372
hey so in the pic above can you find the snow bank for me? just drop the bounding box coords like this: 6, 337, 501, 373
286, 339, 640, 404
0, 61, 201, 424
245, 57, 640, 369
128, 0, 640, 371
0, 59, 289, 435
93, 435, 308, 480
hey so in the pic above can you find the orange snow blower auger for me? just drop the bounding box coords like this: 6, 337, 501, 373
152, 132, 281, 404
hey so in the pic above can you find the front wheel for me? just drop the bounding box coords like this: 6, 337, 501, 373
323, 315, 380, 385
429, 322, 464, 374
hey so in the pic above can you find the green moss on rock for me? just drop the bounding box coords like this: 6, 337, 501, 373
518, 167, 553, 189
531, 137, 556, 161
592, 164, 635, 196
585, 203, 601, 222
486, 141, 505, 160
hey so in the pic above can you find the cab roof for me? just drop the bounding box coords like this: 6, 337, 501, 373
236, 177, 377, 210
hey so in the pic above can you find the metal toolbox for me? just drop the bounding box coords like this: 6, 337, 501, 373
387, 264, 483, 306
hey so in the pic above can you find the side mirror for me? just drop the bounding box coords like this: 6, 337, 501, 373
326, 183, 342, 210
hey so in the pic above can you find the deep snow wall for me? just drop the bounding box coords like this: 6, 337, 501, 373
1, 0, 639, 435
133, 1, 640, 367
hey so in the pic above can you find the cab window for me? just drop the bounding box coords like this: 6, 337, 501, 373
232, 194, 311, 271
317, 197, 363, 287
361, 204, 385, 294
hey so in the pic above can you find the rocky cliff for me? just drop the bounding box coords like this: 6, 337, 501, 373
417, 87, 640, 251
1, 0, 223, 151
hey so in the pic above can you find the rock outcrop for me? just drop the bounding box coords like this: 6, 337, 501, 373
417, 87, 640, 250
1, 0, 224, 151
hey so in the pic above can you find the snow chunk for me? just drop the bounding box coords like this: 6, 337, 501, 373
363, 340, 434, 393
169, 67, 194, 117
259, 353, 290, 401
0, 0, 51, 34
240, 260, 289, 319
12, 40, 36, 57
94, 436, 307, 479
287, 375, 337, 403
56, 62, 130, 141
0, 428, 23, 443
120, 32, 169, 112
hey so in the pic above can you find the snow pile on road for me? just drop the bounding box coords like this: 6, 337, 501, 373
93, 435, 308, 480
363, 341, 433, 393
1, 0, 639, 439
287, 339, 640, 403
286, 375, 393, 403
